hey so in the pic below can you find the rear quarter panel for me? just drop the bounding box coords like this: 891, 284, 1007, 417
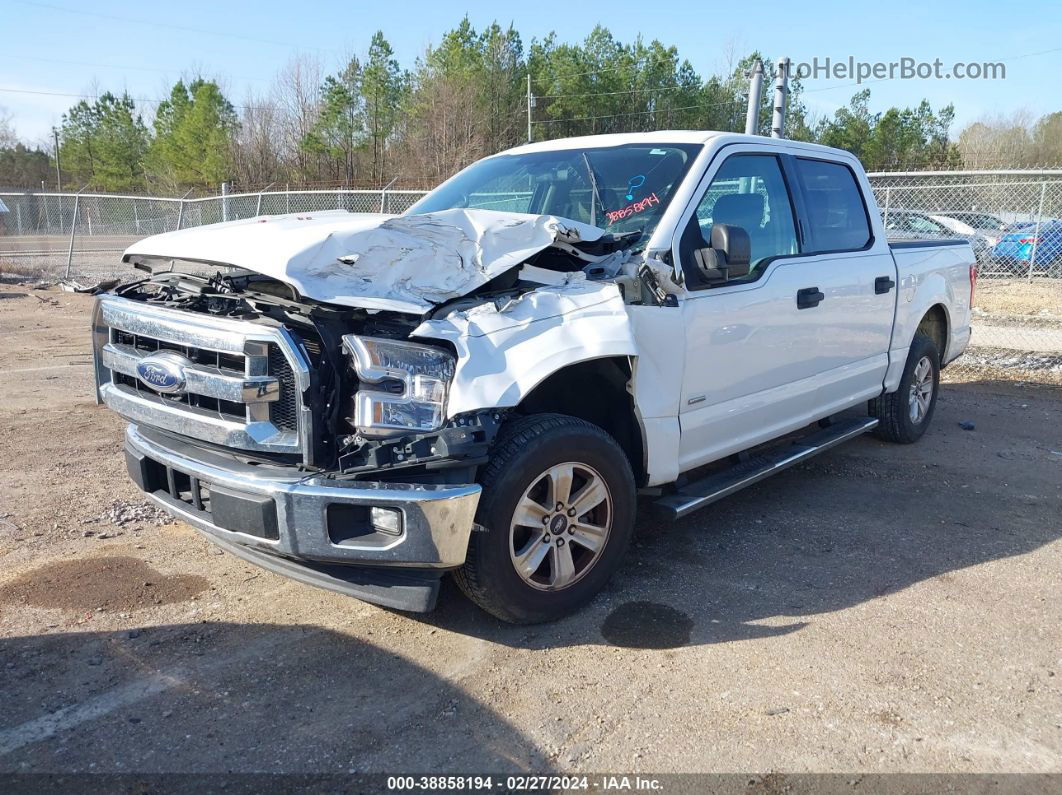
884, 242, 974, 391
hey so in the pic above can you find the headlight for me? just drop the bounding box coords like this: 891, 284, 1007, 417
341, 335, 455, 438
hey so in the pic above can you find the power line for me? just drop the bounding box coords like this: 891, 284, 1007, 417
537, 83, 693, 100
12, 0, 327, 52
801, 77, 891, 95
0, 53, 268, 83
995, 44, 1062, 63
531, 98, 741, 125
540, 53, 680, 81
0, 86, 267, 112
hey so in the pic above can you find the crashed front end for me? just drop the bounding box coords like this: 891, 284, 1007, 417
92, 288, 486, 611
91, 208, 646, 611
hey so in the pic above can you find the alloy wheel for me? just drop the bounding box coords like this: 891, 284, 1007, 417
508, 462, 613, 591
908, 355, 934, 424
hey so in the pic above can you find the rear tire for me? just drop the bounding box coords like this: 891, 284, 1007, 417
454, 413, 636, 624
869, 332, 940, 444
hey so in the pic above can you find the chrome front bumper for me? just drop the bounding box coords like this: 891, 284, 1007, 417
124, 424, 482, 573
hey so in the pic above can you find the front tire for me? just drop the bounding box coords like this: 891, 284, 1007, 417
454, 413, 636, 624
869, 332, 940, 444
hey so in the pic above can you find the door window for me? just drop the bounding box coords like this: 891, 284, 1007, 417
794, 158, 872, 251
682, 154, 798, 285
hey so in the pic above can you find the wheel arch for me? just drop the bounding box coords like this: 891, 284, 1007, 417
916, 303, 950, 363
514, 357, 647, 487
885, 289, 955, 393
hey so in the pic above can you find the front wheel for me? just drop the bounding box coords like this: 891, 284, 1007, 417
454, 413, 636, 624
869, 332, 940, 444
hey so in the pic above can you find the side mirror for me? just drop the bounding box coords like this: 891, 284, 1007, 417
694, 224, 752, 281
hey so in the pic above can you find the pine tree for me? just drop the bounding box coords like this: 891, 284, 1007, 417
302, 59, 362, 186
58, 92, 148, 191
360, 32, 403, 185
149, 79, 238, 189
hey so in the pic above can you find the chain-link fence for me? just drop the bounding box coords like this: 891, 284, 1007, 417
0, 188, 426, 283
867, 169, 1062, 279
864, 170, 1062, 384
2, 172, 1060, 383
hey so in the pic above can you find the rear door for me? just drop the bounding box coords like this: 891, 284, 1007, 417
673, 146, 896, 471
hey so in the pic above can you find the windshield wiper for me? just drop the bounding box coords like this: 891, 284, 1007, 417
581, 152, 607, 228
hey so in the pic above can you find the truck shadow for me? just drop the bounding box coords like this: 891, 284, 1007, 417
0, 622, 552, 774
411, 380, 1062, 649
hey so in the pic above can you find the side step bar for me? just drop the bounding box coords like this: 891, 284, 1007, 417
655, 417, 879, 520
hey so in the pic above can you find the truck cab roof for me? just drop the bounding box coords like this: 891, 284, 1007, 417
504, 130, 856, 162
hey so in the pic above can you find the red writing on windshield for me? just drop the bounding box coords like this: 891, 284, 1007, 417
605, 192, 660, 225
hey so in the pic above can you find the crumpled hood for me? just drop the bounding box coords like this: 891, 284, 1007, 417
124, 208, 606, 314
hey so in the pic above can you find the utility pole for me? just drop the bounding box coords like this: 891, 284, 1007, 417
744, 59, 765, 135
526, 73, 534, 144
52, 127, 62, 191
771, 57, 791, 139
65, 186, 85, 280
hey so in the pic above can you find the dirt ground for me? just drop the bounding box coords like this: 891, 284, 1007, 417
946, 279, 1062, 385
0, 287, 1060, 779
974, 279, 1062, 319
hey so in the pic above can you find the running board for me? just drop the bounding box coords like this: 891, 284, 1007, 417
656, 417, 879, 520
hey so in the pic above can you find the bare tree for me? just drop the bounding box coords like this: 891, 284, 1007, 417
233, 90, 283, 189
400, 69, 484, 186
957, 111, 1036, 169
0, 105, 16, 148
274, 54, 325, 183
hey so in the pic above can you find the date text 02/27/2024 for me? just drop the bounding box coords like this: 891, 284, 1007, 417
385, 775, 663, 791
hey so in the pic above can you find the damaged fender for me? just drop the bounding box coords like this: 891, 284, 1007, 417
414, 281, 685, 487
414, 281, 636, 416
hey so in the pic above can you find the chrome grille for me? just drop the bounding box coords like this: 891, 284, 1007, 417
92, 295, 311, 458
109, 330, 249, 420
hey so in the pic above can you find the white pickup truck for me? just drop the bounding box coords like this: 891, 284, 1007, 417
92, 131, 975, 623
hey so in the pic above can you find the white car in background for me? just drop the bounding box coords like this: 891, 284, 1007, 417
884, 209, 990, 260
929, 211, 1007, 248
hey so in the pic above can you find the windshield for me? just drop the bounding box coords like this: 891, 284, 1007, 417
406, 143, 702, 247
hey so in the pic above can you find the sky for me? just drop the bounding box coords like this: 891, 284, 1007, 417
3, 0, 1061, 144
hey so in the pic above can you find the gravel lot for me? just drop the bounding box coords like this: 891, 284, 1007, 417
0, 287, 1060, 779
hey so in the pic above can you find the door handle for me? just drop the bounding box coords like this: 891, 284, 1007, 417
796, 287, 825, 309
875, 275, 896, 294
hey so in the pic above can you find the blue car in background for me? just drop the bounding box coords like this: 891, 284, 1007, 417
991, 220, 1062, 273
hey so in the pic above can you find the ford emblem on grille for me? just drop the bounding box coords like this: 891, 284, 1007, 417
135, 352, 190, 394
